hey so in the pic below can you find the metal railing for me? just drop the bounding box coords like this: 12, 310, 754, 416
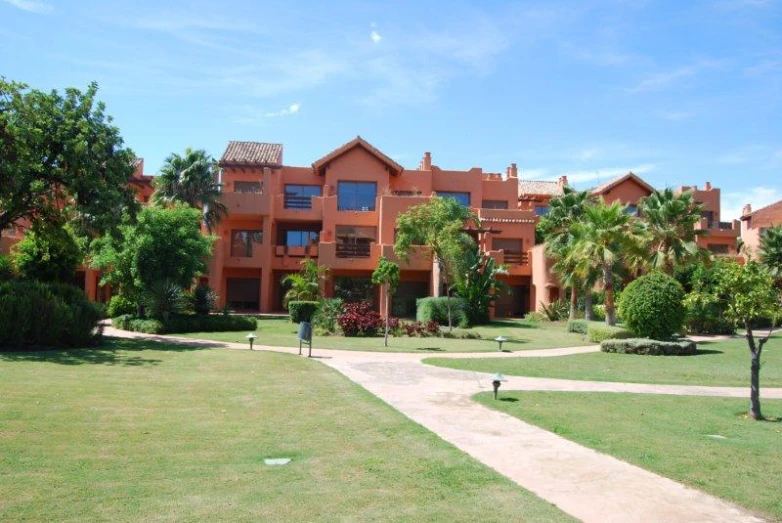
284, 195, 313, 209
336, 243, 372, 258
718, 221, 733, 230
503, 251, 529, 266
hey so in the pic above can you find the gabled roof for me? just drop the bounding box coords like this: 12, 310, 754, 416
741, 198, 782, 223
219, 141, 283, 167
312, 136, 403, 176
591, 172, 655, 196
518, 180, 564, 198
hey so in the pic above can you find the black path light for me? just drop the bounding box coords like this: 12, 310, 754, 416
491, 373, 507, 399
245, 333, 256, 351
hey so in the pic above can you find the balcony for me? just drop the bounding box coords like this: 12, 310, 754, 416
489, 249, 532, 276
380, 244, 433, 271
336, 243, 371, 258
275, 245, 319, 258
502, 250, 529, 266
223, 248, 263, 269
275, 194, 324, 221
220, 191, 270, 217
318, 242, 380, 270
696, 218, 739, 238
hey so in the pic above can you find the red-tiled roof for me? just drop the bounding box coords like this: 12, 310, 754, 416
219, 141, 283, 166
740, 199, 782, 223
591, 172, 655, 196
518, 180, 563, 197
312, 136, 403, 176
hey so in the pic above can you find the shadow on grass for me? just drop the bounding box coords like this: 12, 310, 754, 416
416, 347, 446, 352
692, 349, 725, 356
0, 337, 218, 366
499, 397, 519, 402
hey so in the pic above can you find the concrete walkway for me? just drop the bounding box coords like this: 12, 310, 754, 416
104, 326, 778, 522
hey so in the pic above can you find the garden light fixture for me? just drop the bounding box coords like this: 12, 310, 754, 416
494, 336, 508, 352
246, 333, 256, 350
491, 373, 507, 399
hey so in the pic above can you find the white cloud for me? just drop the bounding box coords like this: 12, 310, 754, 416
265, 102, 302, 117
1, 0, 52, 13
576, 148, 600, 162
370, 30, 382, 44
561, 163, 657, 185
626, 59, 724, 93
722, 186, 782, 221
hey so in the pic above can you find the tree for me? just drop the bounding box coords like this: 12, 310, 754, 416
451, 245, 509, 325
759, 225, 782, 281
715, 261, 780, 420
282, 259, 328, 307
0, 79, 138, 239
91, 204, 214, 308
639, 189, 707, 274
371, 256, 400, 347
394, 196, 477, 331
152, 148, 227, 232
12, 222, 84, 282
571, 199, 647, 326
540, 188, 592, 319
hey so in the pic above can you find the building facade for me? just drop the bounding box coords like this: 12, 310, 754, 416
741, 200, 782, 258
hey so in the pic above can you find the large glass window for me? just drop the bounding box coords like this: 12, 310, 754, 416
482, 200, 508, 209
338, 181, 377, 211
235, 181, 262, 193
230, 230, 262, 257
336, 225, 376, 257
285, 230, 319, 247
437, 191, 471, 206
284, 184, 321, 209
534, 206, 549, 216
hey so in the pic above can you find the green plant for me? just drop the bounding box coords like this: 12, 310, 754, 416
539, 299, 568, 321
451, 246, 509, 326
600, 338, 697, 356
12, 223, 83, 282
416, 297, 469, 327
0, 254, 16, 281
372, 256, 400, 346
337, 301, 382, 337
142, 280, 186, 321
282, 259, 328, 307
525, 311, 547, 322
288, 301, 319, 323
759, 225, 782, 281
112, 314, 257, 334
618, 272, 685, 340
587, 324, 634, 343
312, 298, 343, 333
187, 284, 217, 315
566, 319, 589, 334
107, 294, 137, 318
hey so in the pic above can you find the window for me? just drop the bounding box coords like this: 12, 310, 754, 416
337, 181, 377, 211
336, 225, 376, 257
285, 184, 321, 209
534, 206, 549, 216
230, 230, 262, 257
625, 205, 639, 216
437, 191, 471, 206
235, 181, 262, 193
708, 244, 729, 255
701, 210, 714, 228
482, 200, 508, 209
285, 230, 319, 247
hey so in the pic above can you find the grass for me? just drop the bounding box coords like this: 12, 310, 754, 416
0, 339, 570, 522
180, 317, 588, 353
476, 391, 782, 520
425, 334, 782, 386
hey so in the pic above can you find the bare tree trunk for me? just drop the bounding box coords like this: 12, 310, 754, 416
746, 322, 763, 420
569, 284, 578, 321
604, 266, 616, 326
584, 288, 593, 322
384, 284, 390, 347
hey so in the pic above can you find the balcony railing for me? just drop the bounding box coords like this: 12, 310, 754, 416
284, 195, 313, 210
503, 251, 529, 266
718, 221, 733, 230
336, 243, 372, 258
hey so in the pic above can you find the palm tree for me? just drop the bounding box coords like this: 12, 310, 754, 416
282, 259, 329, 307
152, 148, 227, 232
759, 225, 782, 281
540, 188, 592, 320
571, 199, 648, 326
639, 188, 707, 274
451, 245, 509, 325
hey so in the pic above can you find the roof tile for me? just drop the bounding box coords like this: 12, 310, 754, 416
518, 180, 563, 196
220, 141, 283, 166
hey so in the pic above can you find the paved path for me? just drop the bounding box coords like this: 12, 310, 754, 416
105, 326, 778, 522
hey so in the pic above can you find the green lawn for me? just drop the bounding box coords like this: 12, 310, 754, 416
426, 335, 782, 386
477, 391, 782, 520
0, 339, 570, 522
181, 317, 588, 353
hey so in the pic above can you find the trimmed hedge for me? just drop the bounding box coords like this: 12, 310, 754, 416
0, 280, 102, 349
113, 314, 257, 334
416, 296, 468, 327
566, 319, 589, 334
107, 294, 137, 318
600, 338, 698, 356
619, 272, 685, 340
288, 301, 319, 323
587, 324, 634, 343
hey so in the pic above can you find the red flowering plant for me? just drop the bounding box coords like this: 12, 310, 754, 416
337, 301, 382, 337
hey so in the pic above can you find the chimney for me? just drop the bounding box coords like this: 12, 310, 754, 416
742, 204, 752, 216
558, 175, 568, 188
705, 181, 712, 191
508, 163, 518, 178
420, 152, 432, 170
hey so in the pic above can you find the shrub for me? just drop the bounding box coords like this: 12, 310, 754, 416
187, 284, 217, 315
142, 280, 187, 321
600, 338, 697, 356
619, 272, 685, 340
525, 311, 547, 322
12, 224, 82, 282
416, 297, 468, 327
0, 280, 101, 349
386, 317, 403, 337
288, 301, 320, 323
107, 294, 137, 318
0, 255, 15, 281
312, 298, 343, 333
587, 324, 634, 343
337, 301, 382, 337
539, 299, 569, 321
112, 314, 257, 334
567, 319, 589, 334
592, 304, 606, 322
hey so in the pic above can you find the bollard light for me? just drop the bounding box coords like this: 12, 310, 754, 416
246, 333, 257, 351
491, 372, 507, 400
494, 336, 508, 352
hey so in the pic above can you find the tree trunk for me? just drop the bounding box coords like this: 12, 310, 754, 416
584, 289, 593, 322
384, 284, 390, 347
569, 285, 578, 321
604, 266, 616, 326
746, 322, 763, 420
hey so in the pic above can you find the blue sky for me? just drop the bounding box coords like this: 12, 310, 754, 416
2, 0, 781, 219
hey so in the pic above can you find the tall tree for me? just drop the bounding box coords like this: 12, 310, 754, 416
759, 225, 782, 282
571, 199, 647, 326
451, 244, 509, 325
539, 188, 592, 319
0, 79, 138, 239
715, 261, 780, 420
152, 148, 227, 232
639, 189, 707, 274
371, 256, 400, 347
394, 196, 477, 331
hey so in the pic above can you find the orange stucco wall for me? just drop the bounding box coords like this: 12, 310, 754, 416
741, 201, 782, 259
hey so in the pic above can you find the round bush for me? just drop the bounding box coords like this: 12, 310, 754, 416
107, 294, 137, 318
618, 272, 685, 340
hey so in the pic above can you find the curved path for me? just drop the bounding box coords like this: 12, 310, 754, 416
105, 326, 779, 522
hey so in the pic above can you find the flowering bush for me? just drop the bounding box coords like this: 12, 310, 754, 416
337, 301, 382, 337
397, 320, 441, 337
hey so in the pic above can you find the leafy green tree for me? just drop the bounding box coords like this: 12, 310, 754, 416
639, 189, 707, 274
571, 200, 647, 326
12, 223, 84, 282
715, 261, 780, 420
282, 259, 328, 307
394, 196, 477, 331
451, 245, 509, 325
0, 79, 138, 239
152, 148, 227, 232
759, 225, 782, 281
91, 204, 214, 309
371, 256, 400, 347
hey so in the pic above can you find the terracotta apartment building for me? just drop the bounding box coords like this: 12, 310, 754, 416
741, 200, 782, 258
